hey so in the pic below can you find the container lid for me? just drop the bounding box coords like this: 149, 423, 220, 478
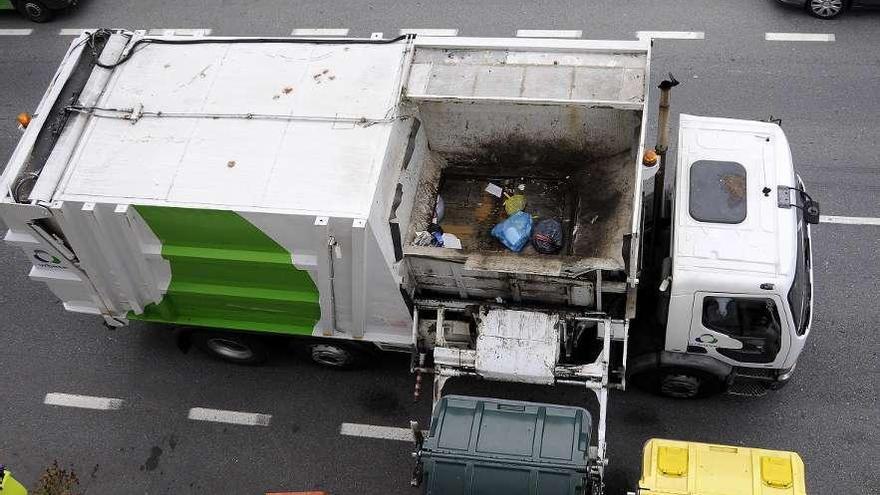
421, 395, 591, 495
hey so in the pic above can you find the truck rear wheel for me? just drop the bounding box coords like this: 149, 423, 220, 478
193, 331, 269, 365
18, 1, 54, 22
301, 342, 363, 369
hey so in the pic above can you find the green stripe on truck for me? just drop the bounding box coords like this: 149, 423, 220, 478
129, 206, 321, 335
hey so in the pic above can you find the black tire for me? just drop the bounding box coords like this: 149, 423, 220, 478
18, 1, 54, 22
632, 367, 723, 399
300, 341, 363, 369
192, 331, 269, 365
807, 0, 845, 19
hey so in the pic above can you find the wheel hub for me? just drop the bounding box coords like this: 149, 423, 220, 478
206, 338, 254, 361
310, 345, 350, 367
660, 374, 700, 398
24, 4, 44, 17
811, 0, 842, 16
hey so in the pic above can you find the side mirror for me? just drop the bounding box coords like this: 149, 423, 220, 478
803, 198, 820, 225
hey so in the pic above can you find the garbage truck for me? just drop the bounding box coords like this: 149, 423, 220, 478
0, 30, 818, 488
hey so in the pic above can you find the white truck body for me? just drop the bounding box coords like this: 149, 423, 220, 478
0, 32, 649, 347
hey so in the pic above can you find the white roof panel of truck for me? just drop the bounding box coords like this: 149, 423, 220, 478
52, 37, 410, 218
672, 114, 798, 288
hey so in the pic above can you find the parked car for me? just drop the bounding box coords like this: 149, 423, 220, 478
0, 0, 74, 22
777, 0, 880, 18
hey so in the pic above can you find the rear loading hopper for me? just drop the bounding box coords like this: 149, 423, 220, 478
399, 38, 650, 313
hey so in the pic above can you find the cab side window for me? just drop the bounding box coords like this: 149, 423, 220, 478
702, 297, 781, 363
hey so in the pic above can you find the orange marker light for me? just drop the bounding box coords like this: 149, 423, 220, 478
16, 112, 32, 129
642, 149, 658, 167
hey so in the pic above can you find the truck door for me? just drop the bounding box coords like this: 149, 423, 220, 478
689, 293, 791, 368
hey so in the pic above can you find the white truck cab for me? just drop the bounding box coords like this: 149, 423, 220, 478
636, 114, 815, 397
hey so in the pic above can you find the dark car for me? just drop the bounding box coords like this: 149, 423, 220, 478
777, 0, 880, 18
0, 0, 75, 22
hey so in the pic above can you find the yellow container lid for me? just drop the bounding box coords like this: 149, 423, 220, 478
638, 438, 807, 495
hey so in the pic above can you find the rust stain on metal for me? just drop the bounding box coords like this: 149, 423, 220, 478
721, 174, 746, 202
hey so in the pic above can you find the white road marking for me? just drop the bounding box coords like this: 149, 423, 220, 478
291, 28, 350, 36
820, 215, 880, 225
636, 30, 705, 41
44, 392, 124, 410
400, 28, 459, 37
147, 28, 212, 36
340, 422, 420, 442
187, 407, 271, 426
370, 32, 384, 39
765, 32, 835, 42
516, 29, 582, 38
0, 29, 33, 36
59, 28, 96, 36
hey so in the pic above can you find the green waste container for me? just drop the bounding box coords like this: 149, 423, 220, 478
420, 395, 593, 495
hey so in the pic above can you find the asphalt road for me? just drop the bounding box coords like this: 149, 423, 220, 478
1, 1, 879, 493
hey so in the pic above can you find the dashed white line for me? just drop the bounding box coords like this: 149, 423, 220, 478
187, 407, 271, 426
370, 32, 384, 40
400, 28, 459, 37
291, 28, 350, 36
765, 32, 835, 42
516, 29, 582, 38
44, 392, 124, 410
636, 30, 705, 41
59, 28, 96, 36
820, 215, 880, 225
340, 422, 419, 442
147, 28, 212, 36
0, 29, 33, 36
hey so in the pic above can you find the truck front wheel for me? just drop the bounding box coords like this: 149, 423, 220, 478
193, 331, 269, 365
632, 367, 722, 399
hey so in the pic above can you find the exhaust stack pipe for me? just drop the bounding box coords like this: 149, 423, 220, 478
652, 73, 679, 223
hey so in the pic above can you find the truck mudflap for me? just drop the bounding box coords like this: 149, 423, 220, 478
412, 303, 629, 486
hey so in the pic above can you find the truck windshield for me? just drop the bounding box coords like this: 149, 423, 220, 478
702, 297, 781, 363
788, 209, 811, 336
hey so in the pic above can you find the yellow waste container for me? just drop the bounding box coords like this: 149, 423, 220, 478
638, 438, 807, 495
0, 467, 28, 495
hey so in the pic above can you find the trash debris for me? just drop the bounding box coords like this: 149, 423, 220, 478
433, 195, 445, 223
441, 233, 462, 249
491, 211, 533, 252
413, 223, 446, 247
485, 182, 503, 198
503, 193, 527, 215
532, 218, 563, 254
427, 223, 445, 247
412, 231, 433, 246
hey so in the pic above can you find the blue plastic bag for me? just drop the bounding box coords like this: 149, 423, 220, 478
491, 211, 533, 252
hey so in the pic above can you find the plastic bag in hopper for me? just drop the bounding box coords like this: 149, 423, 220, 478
491, 211, 533, 252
